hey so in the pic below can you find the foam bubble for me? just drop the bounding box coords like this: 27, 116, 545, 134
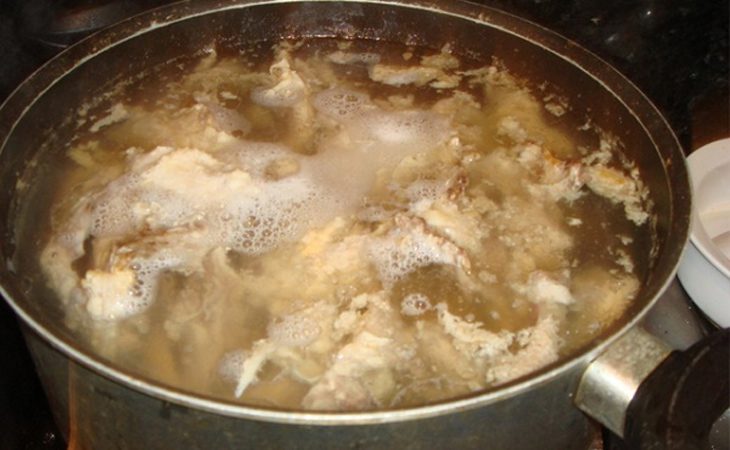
314, 87, 449, 158
87, 143, 335, 260
368, 225, 461, 286
118, 251, 187, 317
90, 178, 143, 237
218, 349, 248, 383
221, 175, 326, 255
359, 110, 441, 145
357, 205, 393, 223
313, 87, 373, 121
405, 179, 447, 203
368, 237, 432, 284
77, 84, 451, 319
223, 141, 293, 177
86, 148, 325, 316
401, 293, 432, 316
267, 313, 321, 347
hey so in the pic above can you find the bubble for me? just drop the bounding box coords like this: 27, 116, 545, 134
313, 87, 372, 121
405, 179, 447, 203
368, 226, 459, 286
267, 313, 321, 347
218, 349, 248, 383
360, 110, 437, 145
401, 293, 432, 316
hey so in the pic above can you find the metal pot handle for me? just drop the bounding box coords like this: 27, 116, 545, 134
575, 327, 729, 449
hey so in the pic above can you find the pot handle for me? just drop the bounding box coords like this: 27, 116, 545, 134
575, 327, 729, 449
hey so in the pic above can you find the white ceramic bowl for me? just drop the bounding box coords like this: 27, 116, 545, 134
677, 138, 730, 328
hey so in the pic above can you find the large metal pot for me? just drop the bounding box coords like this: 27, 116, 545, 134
0, 1, 724, 449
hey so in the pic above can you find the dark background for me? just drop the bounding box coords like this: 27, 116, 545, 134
0, 1, 727, 449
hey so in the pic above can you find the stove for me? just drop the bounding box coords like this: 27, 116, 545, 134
0, 1, 727, 449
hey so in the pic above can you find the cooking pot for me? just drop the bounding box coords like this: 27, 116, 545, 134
0, 1, 727, 449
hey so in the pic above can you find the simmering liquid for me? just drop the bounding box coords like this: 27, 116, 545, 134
35, 38, 651, 410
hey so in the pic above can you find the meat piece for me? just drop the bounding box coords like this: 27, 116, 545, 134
163, 247, 245, 340
584, 165, 648, 225
368, 214, 472, 286
104, 101, 241, 152
414, 197, 485, 253
498, 116, 529, 144
485, 316, 561, 385
231, 298, 341, 396
516, 143, 585, 203
369, 64, 460, 89
82, 269, 137, 320
435, 303, 513, 360
40, 238, 88, 305
250, 58, 308, 108
326, 50, 380, 66
136, 147, 257, 215
433, 302, 562, 388
89, 103, 129, 133
79, 230, 214, 320
235, 340, 276, 397
42, 138, 327, 322
231, 291, 411, 408
301, 331, 396, 410
368, 45, 461, 90
571, 266, 640, 326
487, 195, 574, 278
413, 319, 483, 390
514, 271, 575, 306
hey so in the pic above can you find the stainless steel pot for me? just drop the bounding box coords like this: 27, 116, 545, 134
0, 1, 725, 449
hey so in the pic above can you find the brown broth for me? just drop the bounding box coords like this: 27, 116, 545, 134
29, 37, 650, 410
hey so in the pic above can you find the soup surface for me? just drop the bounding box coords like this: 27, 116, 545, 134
38, 38, 650, 410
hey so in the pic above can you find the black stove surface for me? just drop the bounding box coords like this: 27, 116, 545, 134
0, 1, 727, 449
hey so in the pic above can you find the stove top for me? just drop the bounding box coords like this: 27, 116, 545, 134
0, 1, 727, 449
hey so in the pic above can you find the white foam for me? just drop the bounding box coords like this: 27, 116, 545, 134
309, 88, 450, 220
90, 176, 146, 237
100, 249, 186, 318
78, 86, 452, 320
357, 205, 393, 223
88, 143, 332, 255
314, 88, 449, 161
405, 179, 447, 203
313, 87, 373, 121
81, 143, 344, 320
267, 313, 321, 347
221, 141, 293, 176
368, 225, 462, 285
357, 110, 443, 146
218, 349, 248, 383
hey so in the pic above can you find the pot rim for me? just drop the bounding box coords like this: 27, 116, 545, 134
0, 0, 690, 425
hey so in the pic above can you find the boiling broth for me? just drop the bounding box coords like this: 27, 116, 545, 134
34, 38, 651, 410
